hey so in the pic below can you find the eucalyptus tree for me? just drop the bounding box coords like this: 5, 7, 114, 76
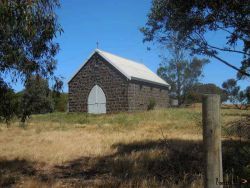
0, 0, 62, 122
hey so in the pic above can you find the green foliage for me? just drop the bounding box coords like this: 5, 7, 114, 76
222, 79, 250, 109
222, 79, 249, 108
0, 79, 19, 124
222, 79, 240, 100
52, 92, 68, 112
186, 83, 228, 104
20, 76, 54, 122
0, 0, 62, 123
147, 98, 156, 110
0, 80, 67, 124
106, 113, 140, 127
246, 87, 250, 104
0, 0, 62, 81
141, 0, 250, 77
157, 39, 209, 105
29, 108, 203, 129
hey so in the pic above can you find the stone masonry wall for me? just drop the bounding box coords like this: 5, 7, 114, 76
68, 53, 129, 113
128, 80, 169, 111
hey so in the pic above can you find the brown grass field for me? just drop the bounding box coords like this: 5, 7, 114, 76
0, 107, 249, 187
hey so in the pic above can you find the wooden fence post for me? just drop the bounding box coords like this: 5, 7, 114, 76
202, 94, 223, 188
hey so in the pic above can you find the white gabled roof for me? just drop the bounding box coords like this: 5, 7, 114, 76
69, 49, 170, 87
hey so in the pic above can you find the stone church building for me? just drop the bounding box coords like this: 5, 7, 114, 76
68, 49, 170, 114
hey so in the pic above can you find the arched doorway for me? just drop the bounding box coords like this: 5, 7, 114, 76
87, 85, 106, 114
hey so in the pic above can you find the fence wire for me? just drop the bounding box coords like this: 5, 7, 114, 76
222, 114, 250, 187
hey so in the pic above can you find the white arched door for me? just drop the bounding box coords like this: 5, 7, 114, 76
87, 85, 106, 114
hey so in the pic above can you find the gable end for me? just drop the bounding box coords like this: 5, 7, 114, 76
68, 51, 131, 84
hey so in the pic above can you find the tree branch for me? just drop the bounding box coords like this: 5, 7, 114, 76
208, 52, 250, 77
187, 35, 250, 77
194, 31, 249, 55
207, 44, 250, 56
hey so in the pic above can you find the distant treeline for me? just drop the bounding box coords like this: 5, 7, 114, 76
172, 82, 249, 108
0, 76, 68, 123
184, 83, 228, 104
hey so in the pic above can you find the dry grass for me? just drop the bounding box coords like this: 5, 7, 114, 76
0, 108, 249, 187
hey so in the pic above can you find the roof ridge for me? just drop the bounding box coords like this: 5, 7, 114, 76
68, 49, 169, 88
96, 49, 146, 67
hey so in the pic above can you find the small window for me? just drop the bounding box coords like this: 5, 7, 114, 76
140, 85, 143, 90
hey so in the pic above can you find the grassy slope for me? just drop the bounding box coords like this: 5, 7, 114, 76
0, 108, 249, 187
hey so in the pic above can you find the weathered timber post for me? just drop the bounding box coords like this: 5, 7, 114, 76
202, 94, 223, 188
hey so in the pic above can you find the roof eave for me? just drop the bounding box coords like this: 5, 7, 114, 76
131, 76, 170, 89
68, 49, 171, 90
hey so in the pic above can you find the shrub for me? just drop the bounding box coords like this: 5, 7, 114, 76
0, 79, 19, 124
53, 93, 68, 112
147, 99, 156, 111
20, 76, 54, 122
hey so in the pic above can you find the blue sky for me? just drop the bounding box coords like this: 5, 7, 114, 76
11, 0, 249, 92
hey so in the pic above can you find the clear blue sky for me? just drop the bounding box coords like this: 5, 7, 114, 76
12, 0, 249, 92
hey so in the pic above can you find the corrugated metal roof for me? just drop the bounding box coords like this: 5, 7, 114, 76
69, 49, 170, 87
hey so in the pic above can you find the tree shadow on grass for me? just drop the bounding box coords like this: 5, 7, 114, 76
0, 139, 249, 187
0, 159, 36, 187
50, 139, 204, 187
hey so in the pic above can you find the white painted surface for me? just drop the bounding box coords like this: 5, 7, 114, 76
68, 49, 170, 88
88, 85, 106, 114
